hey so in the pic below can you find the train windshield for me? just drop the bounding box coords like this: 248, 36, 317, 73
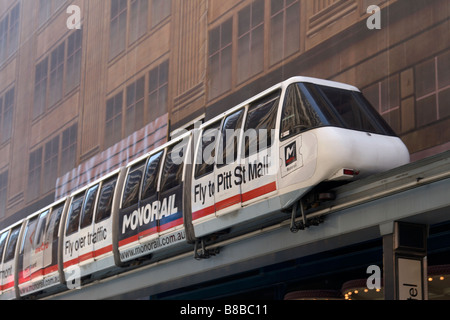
280, 82, 396, 140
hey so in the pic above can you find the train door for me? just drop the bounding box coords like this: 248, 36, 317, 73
241, 91, 280, 206
77, 184, 99, 267
192, 122, 221, 223
278, 83, 319, 188
17, 217, 38, 294
214, 109, 245, 216
63, 193, 85, 272
92, 175, 118, 262
0, 225, 21, 299
118, 160, 146, 256
42, 203, 65, 284
139, 151, 164, 242
32, 210, 49, 281
158, 138, 189, 233
0, 231, 8, 296
18, 212, 47, 297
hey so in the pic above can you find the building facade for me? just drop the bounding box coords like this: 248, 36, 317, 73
0, 0, 448, 228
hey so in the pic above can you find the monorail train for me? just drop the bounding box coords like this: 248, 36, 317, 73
0, 77, 409, 299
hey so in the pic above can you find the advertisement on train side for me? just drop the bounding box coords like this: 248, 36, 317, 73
118, 187, 185, 262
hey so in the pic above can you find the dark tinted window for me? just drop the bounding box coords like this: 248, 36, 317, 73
66, 195, 84, 236
122, 161, 145, 209
244, 91, 280, 157
95, 176, 117, 223
195, 122, 220, 178
142, 152, 163, 199
302, 83, 396, 136
80, 185, 99, 229
218, 110, 244, 167
4, 226, 20, 262
160, 139, 188, 192
0, 231, 8, 261
319, 85, 379, 134
46, 204, 64, 242
280, 84, 327, 139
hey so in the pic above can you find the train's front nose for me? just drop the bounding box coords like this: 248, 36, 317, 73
318, 127, 410, 181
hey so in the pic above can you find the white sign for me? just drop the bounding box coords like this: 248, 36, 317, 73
397, 258, 424, 300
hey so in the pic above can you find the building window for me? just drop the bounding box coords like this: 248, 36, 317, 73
105, 92, 123, 148
126, 77, 145, 136
0, 97, 2, 142
66, 29, 83, 93
27, 123, 78, 199
151, 0, 171, 28
237, 0, 264, 84
7, 4, 19, 57
109, 0, 128, 59
1, 87, 14, 143
61, 124, 78, 175
363, 75, 400, 133
208, 18, 232, 99
0, 171, 7, 217
0, 16, 8, 63
43, 136, 60, 192
109, 0, 171, 59
0, 3, 20, 64
49, 42, 65, 107
104, 60, 169, 148
129, 0, 148, 44
34, 58, 48, 118
39, 0, 67, 27
148, 60, 168, 122
270, 0, 300, 65
28, 148, 43, 200
415, 52, 450, 127
38, 0, 52, 26
33, 31, 83, 118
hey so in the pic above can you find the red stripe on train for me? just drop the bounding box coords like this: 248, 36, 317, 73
192, 182, 277, 220
63, 245, 113, 269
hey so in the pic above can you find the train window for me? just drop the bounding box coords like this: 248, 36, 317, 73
280, 84, 326, 140
95, 176, 118, 223
244, 91, 280, 157
303, 83, 396, 136
318, 85, 378, 134
34, 210, 49, 249
141, 152, 163, 200
46, 204, 64, 242
80, 185, 99, 229
122, 161, 145, 209
66, 195, 84, 236
195, 122, 220, 178
160, 139, 188, 192
0, 231, 8, 262
4, 226, 20, 262
19, 218, 37, 265
218, 110, 244, 167
353, 92, 396, 136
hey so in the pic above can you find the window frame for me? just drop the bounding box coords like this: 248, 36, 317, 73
65, 194, 84, 236
79, 185, 100, 230
121, 161, 146, 210
141, 151, 164, 201
95, 176, 118, 223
